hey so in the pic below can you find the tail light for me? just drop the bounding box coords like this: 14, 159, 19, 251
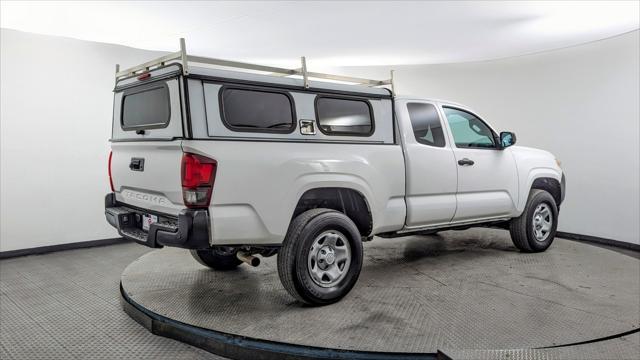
181, 153, 217, 208
108, 151, 115, 192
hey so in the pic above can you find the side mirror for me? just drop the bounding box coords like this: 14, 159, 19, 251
500, 131, 517, 148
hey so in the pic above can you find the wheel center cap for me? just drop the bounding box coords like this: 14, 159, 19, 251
317, 246, 336, 268
325, 252, 335, 265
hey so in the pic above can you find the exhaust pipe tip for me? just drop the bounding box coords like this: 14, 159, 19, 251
237, 251, 260, 267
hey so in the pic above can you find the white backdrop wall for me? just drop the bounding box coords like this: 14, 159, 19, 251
0, 29, 162, 252
1, 29, 638, 251
339, 31, 640, 245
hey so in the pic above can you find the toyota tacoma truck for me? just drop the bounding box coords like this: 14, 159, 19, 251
105, 41, 566, 306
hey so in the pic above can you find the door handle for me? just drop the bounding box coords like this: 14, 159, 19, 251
458, 158, 474, 166
129, 158, 145, 171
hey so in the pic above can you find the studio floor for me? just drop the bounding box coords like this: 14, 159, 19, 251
0, 242, 222, 360
1, 230, 639, 360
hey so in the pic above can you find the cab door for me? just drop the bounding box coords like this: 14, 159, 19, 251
439, 105, 518, 222
399, 100, 458, 227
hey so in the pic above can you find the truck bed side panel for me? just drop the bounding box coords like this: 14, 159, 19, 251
183, 140, 406, 245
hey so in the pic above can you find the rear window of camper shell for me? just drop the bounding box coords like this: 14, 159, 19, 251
121, 84, 171, 130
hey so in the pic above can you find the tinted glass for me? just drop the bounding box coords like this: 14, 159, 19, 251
407, 103, 445, 147
443, 107, 495, 148
221, 88, 294, 132
316, 97, 373, 135
122, 86, 170, 129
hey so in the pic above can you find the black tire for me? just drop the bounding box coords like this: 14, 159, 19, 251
190, 248, 243, 270
509, 189, 558, 252
277, 208, 363, 306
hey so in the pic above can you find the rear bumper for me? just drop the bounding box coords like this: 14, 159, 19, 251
104, 193, 211, 249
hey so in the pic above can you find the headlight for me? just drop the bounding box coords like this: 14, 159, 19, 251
555, 158, 562, 168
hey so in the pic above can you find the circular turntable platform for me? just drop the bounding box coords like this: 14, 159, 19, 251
121, 229, 639, 359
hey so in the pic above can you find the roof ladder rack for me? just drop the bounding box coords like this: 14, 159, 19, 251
115, 38, 395, 95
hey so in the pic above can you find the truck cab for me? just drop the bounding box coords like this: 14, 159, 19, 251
396, 97, 563, 231
105, 40, 565, 306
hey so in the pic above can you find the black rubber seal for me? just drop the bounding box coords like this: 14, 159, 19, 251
120, 283, 442, 360
536, 327, 640, 349
558, 232, 640, 253
0, 238, 131, 260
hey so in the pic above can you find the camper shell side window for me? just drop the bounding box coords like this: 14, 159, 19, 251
219, 86, 296, 134
315, 96, 374, 137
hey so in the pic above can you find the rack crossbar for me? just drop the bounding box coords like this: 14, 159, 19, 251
187, 55, 298, 76
115, 51, 182, 79
306, 71, 390, 86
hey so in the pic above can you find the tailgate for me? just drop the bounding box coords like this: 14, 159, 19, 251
111, 141, 184, 216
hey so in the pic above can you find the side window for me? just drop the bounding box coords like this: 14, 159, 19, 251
407, 103, 445, 147
316, 97, 373, 136
443, 107, 496, 148
220, 88, 295, 133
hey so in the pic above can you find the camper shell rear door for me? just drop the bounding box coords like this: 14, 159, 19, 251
110, 64, 187, 216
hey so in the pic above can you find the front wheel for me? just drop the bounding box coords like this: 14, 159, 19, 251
509, 189, 558, 252
277, 208, 363, 306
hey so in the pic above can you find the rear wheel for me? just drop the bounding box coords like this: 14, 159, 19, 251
509, 189, 558, 252
190, 247, 242, 270
277, 208, 363, 306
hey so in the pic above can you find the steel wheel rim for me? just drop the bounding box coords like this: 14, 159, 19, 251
307, 230, 351, 288
532, 203, 553, 242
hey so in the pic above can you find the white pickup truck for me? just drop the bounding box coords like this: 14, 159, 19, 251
105, 44, 565, 305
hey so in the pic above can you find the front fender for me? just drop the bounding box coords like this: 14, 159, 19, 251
517, 167, 563, 213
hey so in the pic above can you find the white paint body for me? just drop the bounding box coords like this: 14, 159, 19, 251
110, 67, 563, 246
